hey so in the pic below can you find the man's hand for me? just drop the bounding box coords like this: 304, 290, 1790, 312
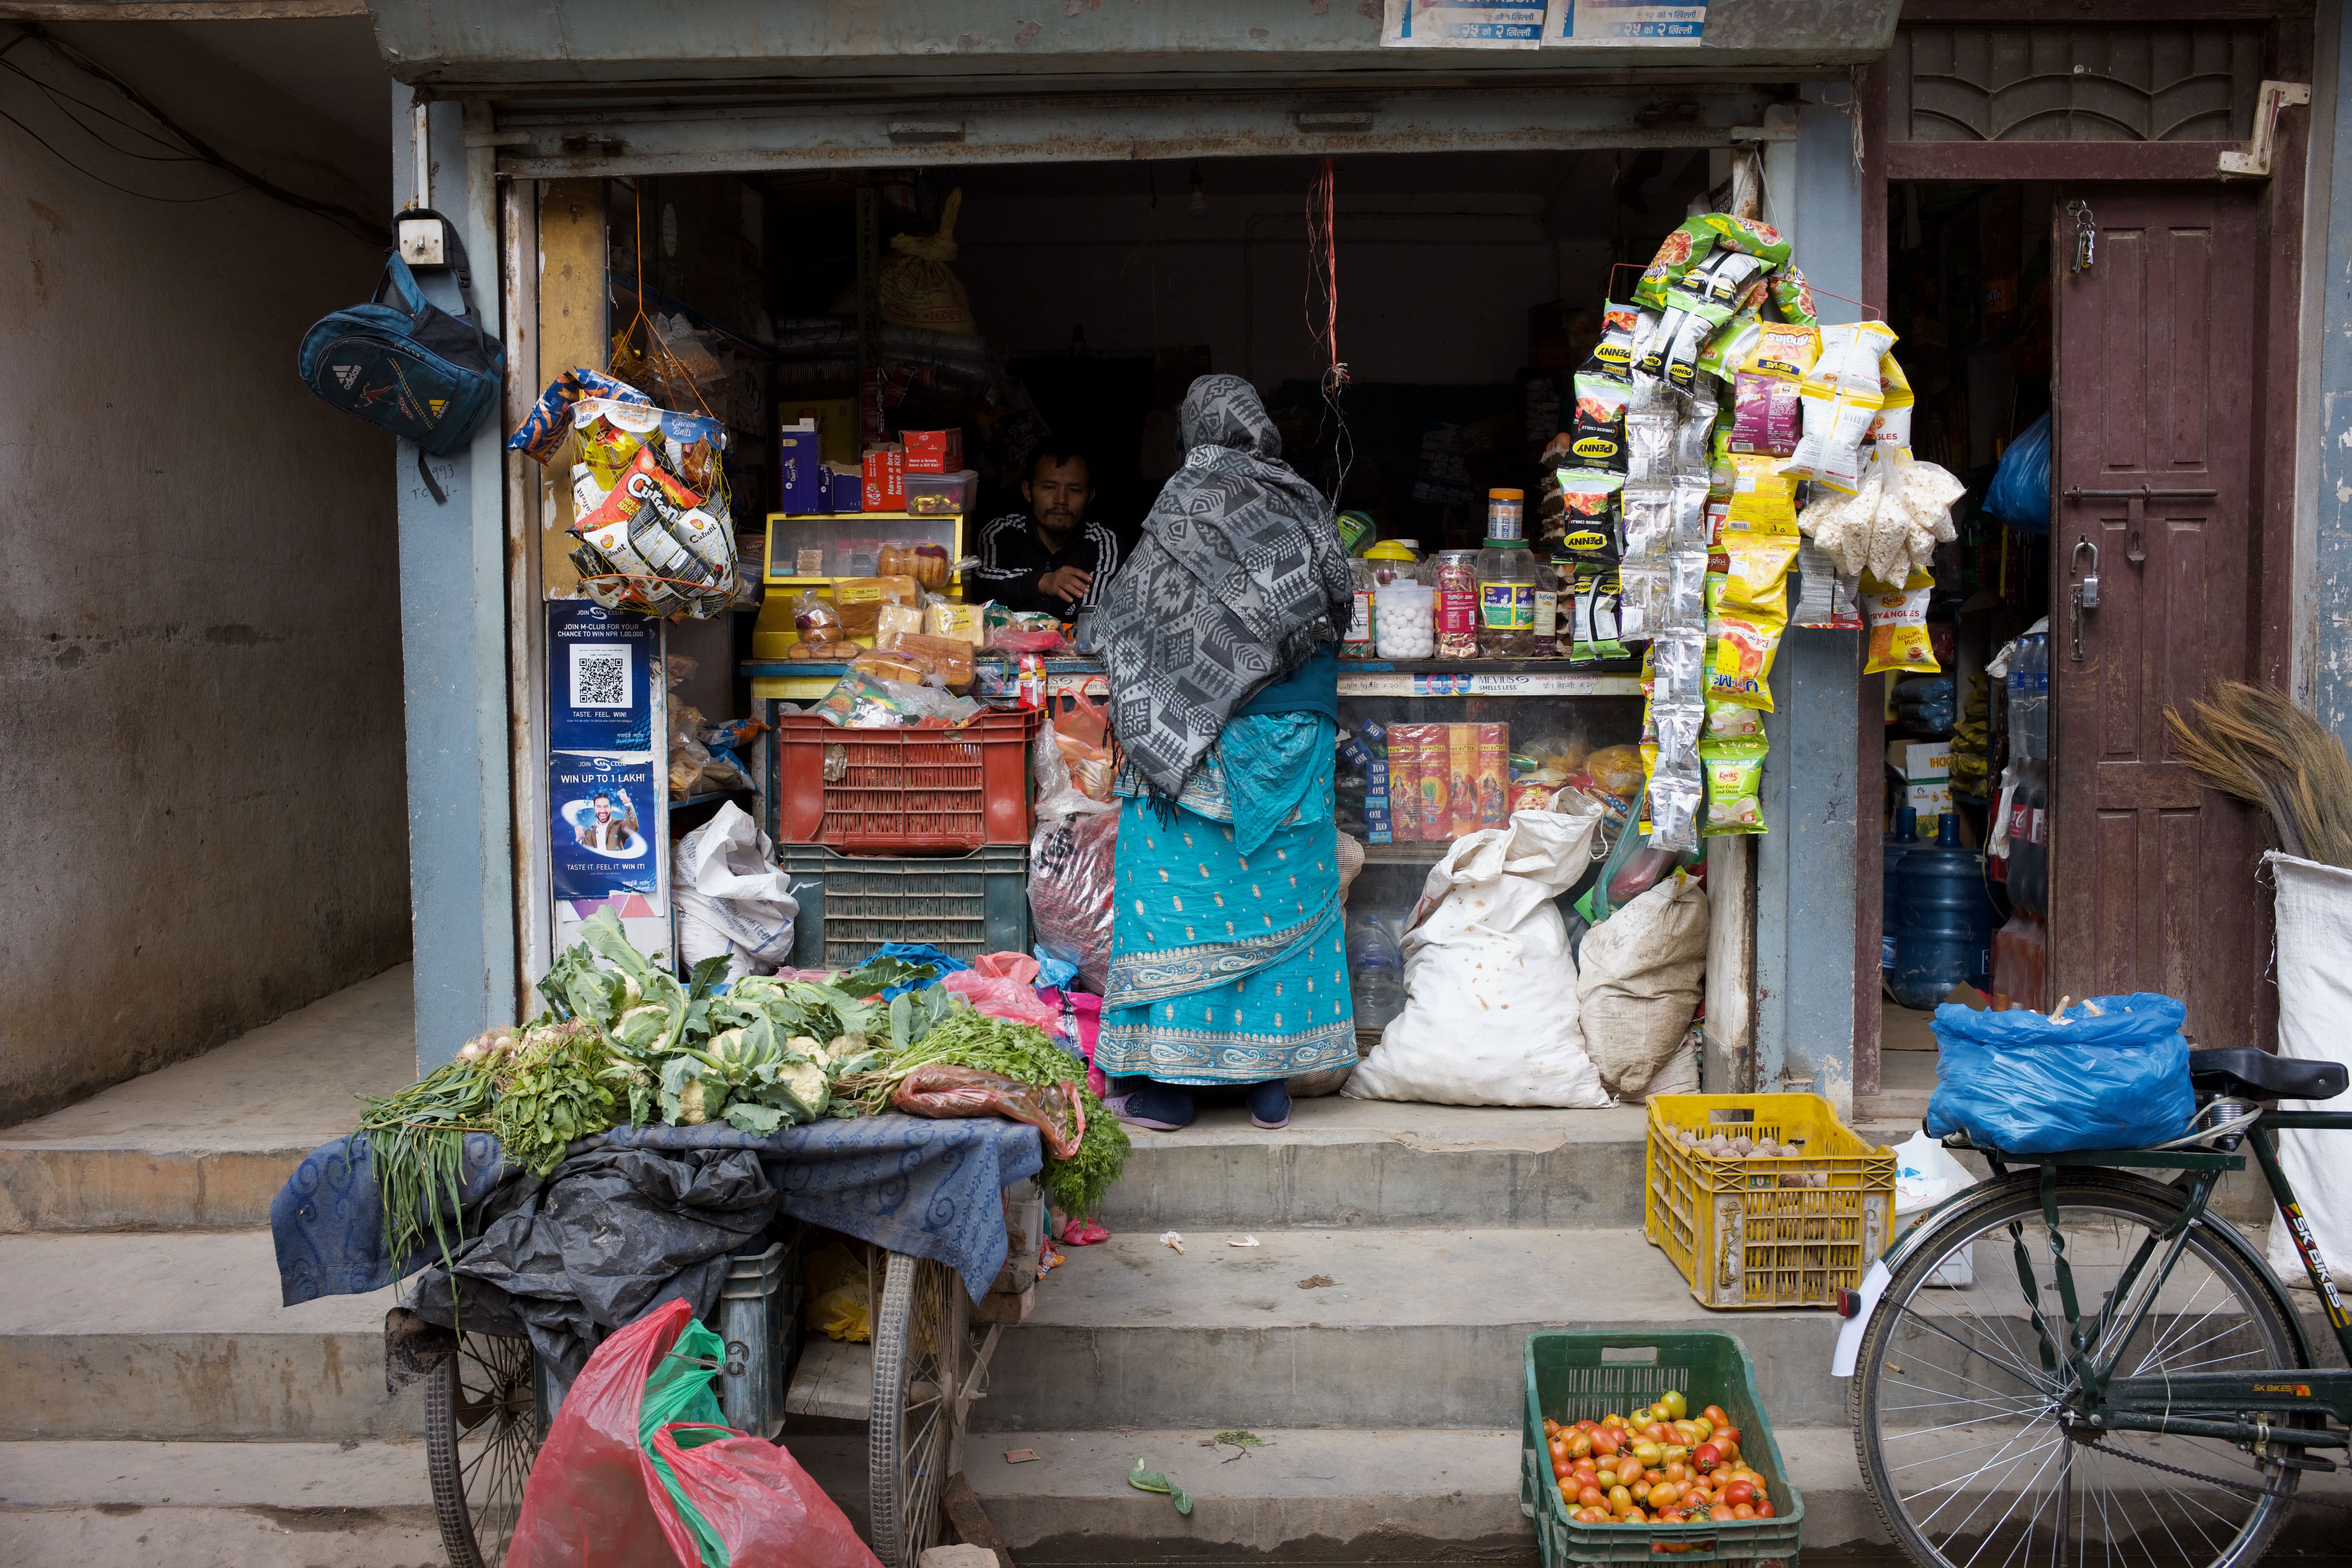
1038, 565, 1094, 604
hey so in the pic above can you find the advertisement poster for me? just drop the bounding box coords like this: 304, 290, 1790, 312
549, 753, 660, 901
1382, 0, 1545, 47
548, 600, 655, 753
1547, 0, 1707, 44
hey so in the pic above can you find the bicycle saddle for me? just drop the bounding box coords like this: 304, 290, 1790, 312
2188, 1047, 2347, 1103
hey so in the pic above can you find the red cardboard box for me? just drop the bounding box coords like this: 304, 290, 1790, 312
861, 446, 906, 512
902, 429, 964, 474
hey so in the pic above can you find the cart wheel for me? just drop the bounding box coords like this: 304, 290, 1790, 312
425, 1329, 543, 1568
867, 1252, 969, 1568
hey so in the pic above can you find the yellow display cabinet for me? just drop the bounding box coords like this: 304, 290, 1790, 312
754, 511, 973, 662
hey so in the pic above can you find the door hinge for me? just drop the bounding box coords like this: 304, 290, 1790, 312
2219, 81, 2311, 178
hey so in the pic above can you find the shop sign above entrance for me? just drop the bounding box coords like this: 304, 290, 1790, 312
1383, 0, 1707, 48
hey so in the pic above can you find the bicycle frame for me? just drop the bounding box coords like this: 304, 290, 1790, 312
1985, 1112, 2352, 1451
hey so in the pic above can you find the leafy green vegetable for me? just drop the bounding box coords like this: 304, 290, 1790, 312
489, 1019, 621, 1176
834, 954, 939, 998
354, 1058, 495, 1288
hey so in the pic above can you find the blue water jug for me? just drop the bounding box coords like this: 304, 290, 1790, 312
1889, 814, 1999, 1009
1881, 806, 1919, 972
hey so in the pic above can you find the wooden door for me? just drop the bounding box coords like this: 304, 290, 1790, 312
2049, 184, 2269, 1048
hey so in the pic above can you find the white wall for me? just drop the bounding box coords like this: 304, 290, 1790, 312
0, 21, 409, 1122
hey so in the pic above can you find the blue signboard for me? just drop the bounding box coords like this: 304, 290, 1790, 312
548, 600, 656, 753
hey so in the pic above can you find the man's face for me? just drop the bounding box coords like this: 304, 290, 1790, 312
592, 796, 613, 823
1024, 457, 1093, 536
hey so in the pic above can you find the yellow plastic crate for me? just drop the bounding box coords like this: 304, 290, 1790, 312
1644, 1094, 1895, 1310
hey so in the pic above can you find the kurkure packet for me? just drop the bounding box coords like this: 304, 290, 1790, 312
1634, 214, 1793, 311
1862, 567, 1940, 675
1706, 560, 1789, 712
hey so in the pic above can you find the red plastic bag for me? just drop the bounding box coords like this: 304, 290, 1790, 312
1028, 809, 1120, 994
893, 1063, 1085, 1160
510, 1298, 879, 1568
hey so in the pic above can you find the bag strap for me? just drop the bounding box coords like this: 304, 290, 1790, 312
375, 207, 487, 329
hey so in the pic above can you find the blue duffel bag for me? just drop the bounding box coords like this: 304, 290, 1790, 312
1925, 993, 2194, 1154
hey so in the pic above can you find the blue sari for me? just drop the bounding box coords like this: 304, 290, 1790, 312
1095, 710, 1357, 1086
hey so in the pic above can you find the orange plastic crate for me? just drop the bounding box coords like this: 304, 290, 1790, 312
773, 708, 1041, 854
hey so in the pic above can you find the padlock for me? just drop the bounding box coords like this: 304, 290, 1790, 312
2079, 573, 2100, 609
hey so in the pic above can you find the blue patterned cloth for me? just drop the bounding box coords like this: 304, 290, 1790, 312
1096, 714, 1357, 1085
272, 1113, 1041, 1309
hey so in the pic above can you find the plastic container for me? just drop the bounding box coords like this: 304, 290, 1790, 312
1376, 581, 1435, 659
1989, 908, 2048, 1010
770, 708, 1041, 853
1520, 1328, 1804, 1568
716, 1241, 793, 1440
1880, 806, 1919, 971
902, 468, 978, 517
1645, 1093, 1896, 1309
1434, 550, 1482, 659
780, 844, 1030, 969
1487, 488, 1525, 541
1478, 537, 1540, 657
1366, 539, 1423, 586
1887, 814, 1999, 1008
1346, 912, 1406, 1032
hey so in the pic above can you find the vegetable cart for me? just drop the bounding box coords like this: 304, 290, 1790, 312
423, 1241, 998, 1568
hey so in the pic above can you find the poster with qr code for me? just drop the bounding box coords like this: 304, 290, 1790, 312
548, 600, 654, 751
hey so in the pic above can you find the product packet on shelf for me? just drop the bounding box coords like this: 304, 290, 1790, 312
1648, 762, 1707, 852
1568, 374, 1631, 473
1725, 453, 1798, 534
1768, 264, 1819, 325
1790, 540, 1864, 630
1414, 724, 1452, 843
1476, 724, 1509, 828
1863, 568, 1941, 675
1590, 305, 1640, 381
1708, 540, 1794, 712
1386, 723, 1425, 841
1446, 725, 1479, 839
834, 575, 922, 640
1869, 354, 1915, 447
508, 368, 650, 465
1781, 386, 1880, 494
1700, 735, 1769, 836
1624, 411, 1677, 484
1633, 213, 1792, 311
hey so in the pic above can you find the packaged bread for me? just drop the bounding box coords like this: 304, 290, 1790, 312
923, 600, 983, 645
875, 602, 924, 642
880, 630, 975, 690
785, 642, 834, 660
852, 647, 936, 684
876, 542, 953, 590
831, 575, 920, 639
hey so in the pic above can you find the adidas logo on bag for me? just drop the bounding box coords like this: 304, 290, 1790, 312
333, 364, 361, 389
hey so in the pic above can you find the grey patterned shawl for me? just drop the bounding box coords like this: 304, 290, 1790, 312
1099, 375, 1353, 800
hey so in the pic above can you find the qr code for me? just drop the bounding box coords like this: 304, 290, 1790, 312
570, 644, 630, 709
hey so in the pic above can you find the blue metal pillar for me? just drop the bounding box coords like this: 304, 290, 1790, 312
1754, 82, 1867, 1114
393, 88, 518, 1069
2309, 2, 2352, 740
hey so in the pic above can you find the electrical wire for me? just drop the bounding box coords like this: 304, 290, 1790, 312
0, 25, 387, 245
1304, 155, 1354, 509
0, 55, 205, 160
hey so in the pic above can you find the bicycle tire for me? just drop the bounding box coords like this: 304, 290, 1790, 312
424, 1329, 542, 1568
1852, 1169, 2308, 1568
867, 1252, 968, 1568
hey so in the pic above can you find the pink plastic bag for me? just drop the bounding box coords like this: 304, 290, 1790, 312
941, 952, 1062, 1030
1037, 987, 1107, 1097
510, 1298, 878, 1568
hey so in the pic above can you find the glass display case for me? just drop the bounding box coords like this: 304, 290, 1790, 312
762, 511, 966, 583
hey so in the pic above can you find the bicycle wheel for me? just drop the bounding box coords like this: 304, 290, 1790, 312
425, 1329, 543, 1568
1853, 1170, 2308, 1568
867, 1252, 969, 1568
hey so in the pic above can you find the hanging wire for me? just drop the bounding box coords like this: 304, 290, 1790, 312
611, 181, 716, 419
1304, 156, 1354, 508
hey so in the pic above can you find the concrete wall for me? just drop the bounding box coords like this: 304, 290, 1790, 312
0, 21, 409, 1124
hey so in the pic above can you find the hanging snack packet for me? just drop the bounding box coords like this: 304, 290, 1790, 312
1664, 302, 1735, 393
1625, 411, 1676, 483
1725, 452, 1799, 534
1668, 474, 1712, 548
1809, 322, 1899, 397
1555, 471, 1623, 558
1728, 323, 1818, 458
575, 398, 653, 490
1782, 387, 1880, 492
1709, 596, 1789, 711
1768, 264, 1818, 326
1649, 762, 1707, 852
1634, 214, 1792, 310
1705, 251, 1768, 307
1675, 395, 1717, 473
1790, 540, 1866, 631
1619, 483, 1672, 557
1704, 695, 1765, 741
1568, 374, 1631, 473
1701, 736, 1769, 836
1616, 557, 1662, 644
574, 447, 703, 548
508, 368, 650, 465
1869, 353, 1914, 447
1636, 305, 1686, 383
1663, 547, 1710, 630
1653, 626, 1709, 706
1863, 567, 1941, 675
1719, 534, 1798, 619
1697, 312, 1762, 383
1590, 305, 1640, 381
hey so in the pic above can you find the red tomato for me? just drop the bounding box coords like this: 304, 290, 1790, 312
1722, 1480, 1755, 1507
1712, 1425, 1743, 1450
1703, 1405, 1730, 1427
1592, 1429, 1622, 1458
1579, 1485, 1608, 1509
1693, 1443, 1722, 1472
1708, 1503, 1734, 1522
1756, 1501, 1776, 1520
1553, 1455, 1574, 1480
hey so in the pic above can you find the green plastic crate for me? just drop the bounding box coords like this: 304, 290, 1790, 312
1520, 1330, 1803, 1568
778, 845, 1030, 970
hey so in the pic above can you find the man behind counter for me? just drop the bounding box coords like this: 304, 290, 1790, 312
970, 445, 1124, 616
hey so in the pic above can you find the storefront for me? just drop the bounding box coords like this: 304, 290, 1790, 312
373, 0, 1915, 1113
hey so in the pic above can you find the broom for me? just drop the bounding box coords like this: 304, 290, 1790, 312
2162, 680, 2352, 869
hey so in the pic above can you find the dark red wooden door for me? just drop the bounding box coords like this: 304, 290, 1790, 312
2049, 184, 2269, 1047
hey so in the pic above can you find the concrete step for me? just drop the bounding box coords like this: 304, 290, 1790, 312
0, 966, 413, 1234
0, 1230, 416, 1442
976, 1226, 1853, 1434
0, 1440, 440, 1566
959, 1424, 1885, 1562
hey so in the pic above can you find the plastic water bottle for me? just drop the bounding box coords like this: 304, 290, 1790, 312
1346, 913, 1405, 1032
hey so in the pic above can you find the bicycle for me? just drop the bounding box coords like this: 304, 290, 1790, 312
1845, 1046, 2352, 1568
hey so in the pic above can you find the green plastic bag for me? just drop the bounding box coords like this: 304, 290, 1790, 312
642, 1320, 732, 1567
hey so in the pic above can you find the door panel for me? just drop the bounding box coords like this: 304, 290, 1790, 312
2051, 184, 2267, 1049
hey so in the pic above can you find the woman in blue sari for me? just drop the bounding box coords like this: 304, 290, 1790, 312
1091, 377, 1358, 1132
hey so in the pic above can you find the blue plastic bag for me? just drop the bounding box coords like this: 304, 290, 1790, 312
1925, 993, 2194, 1154
1983, 411, 2051, 534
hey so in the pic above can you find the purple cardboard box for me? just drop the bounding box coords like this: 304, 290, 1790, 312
779, 421, 827, 514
